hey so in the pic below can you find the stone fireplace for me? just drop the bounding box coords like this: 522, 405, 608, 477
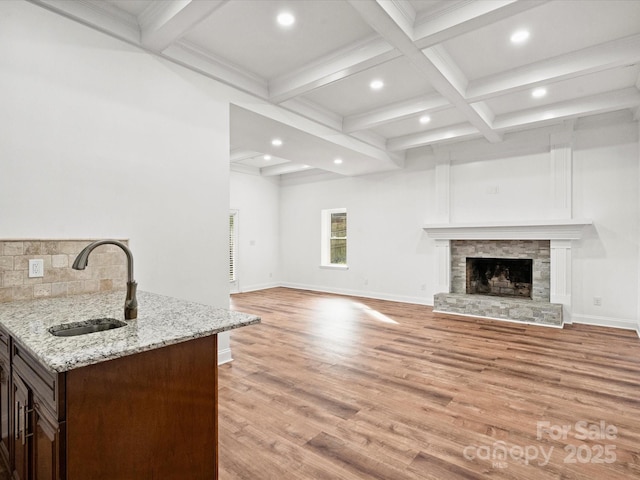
451, 239, 550, 300
423, 220, 592, 327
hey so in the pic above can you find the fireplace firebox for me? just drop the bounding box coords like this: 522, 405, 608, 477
466, 257, 533, 298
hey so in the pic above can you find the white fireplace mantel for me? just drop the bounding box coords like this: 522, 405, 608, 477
423, 219, 592, 240
426, 219, 593, 325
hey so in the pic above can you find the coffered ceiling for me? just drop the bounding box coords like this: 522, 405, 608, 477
29, 0, 640, 178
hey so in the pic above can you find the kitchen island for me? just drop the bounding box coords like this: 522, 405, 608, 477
0, 291, 259, 480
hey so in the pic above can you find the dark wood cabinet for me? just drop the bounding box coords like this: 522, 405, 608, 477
10, 342, 60, 480
0, 328, 10, 466
11, 373, 31, 480
0, 332, 219, 480
32, 401, 61, 480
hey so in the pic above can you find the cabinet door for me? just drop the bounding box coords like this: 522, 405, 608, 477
33, 401, 60, 480
12, 374, 31, 480
0, 357, 10, 462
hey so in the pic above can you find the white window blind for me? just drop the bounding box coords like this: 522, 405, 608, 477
229, 211, 237, 282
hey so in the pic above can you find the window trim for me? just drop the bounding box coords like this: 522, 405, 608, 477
320, 264, 349, 270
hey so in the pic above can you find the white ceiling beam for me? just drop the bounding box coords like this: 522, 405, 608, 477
279, 98, 344, 132
230, 149, 262, 163
230, 163, 261, 176
468, 33, 640, 101
378, 0, 416, 38
268, 36, 399, 104
387, 123, 480, 151
139, 0, 227, 52
234, 101, 402, 171
343, 93, 449, 132
163, 40, 268, 99
260, 163, 312, 177
493, 88, 640, 130
349, 129, 389, 151
413, 0, 549, 48
348, 0, 502, 143
26, 0, 140, 44
421, 44, 469, 98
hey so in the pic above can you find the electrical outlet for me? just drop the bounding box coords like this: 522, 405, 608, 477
593, 296, 602, 306
28, 259, 44, 278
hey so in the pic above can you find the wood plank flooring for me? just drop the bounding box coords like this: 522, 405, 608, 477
220, 287, 640, 480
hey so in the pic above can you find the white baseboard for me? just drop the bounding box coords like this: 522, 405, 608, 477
279, 282, 433, 306
571, 313, 638, 332
238, 281, 281, 293
217, 347, 233, 365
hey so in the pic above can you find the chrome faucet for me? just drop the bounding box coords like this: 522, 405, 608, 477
72, 239, 138, 319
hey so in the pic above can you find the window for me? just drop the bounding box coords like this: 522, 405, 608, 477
229, 211, 238, 283
321, 208, 347, 268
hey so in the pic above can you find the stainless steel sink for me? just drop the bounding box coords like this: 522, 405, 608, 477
49, 318, 127, 337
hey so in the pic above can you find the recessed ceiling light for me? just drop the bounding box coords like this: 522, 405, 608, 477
419, 115, 431, 125
277, 12, 295, 27
263, 155, 272, 161
369, 79, 384, 90
510, 29, 530, 44
532, 87, 547, 98
334, 158, 343, 165
271, 138, 283, 146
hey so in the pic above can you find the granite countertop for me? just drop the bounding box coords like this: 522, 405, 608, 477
0, 290, 260, 373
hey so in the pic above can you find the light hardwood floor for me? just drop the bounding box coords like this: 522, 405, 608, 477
220, 287, 640, 480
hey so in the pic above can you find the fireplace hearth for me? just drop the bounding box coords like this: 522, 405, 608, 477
466, 257, 533, 298
433, 239, 562, 326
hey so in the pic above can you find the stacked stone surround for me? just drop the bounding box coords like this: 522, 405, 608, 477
451, 240, 550, 300
0, 240, 128, 303
434, 239, 563, 327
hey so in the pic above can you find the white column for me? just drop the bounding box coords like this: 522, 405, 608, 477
435, 239, 451, 294
550, 239, 572, 324
217, 331, 233, 364
550, 126, 574, 220
434, 148, 451, 224
433, 149, 452, 296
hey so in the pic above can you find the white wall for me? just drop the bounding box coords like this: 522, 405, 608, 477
230, 171, 280, 292
571, 116, 639, 329
0, 2, 239, 358
450, 150, 552, 223
280, 160, 435, 304
273, 113, 640, 330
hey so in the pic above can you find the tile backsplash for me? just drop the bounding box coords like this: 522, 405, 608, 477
0, 240, 128, 303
